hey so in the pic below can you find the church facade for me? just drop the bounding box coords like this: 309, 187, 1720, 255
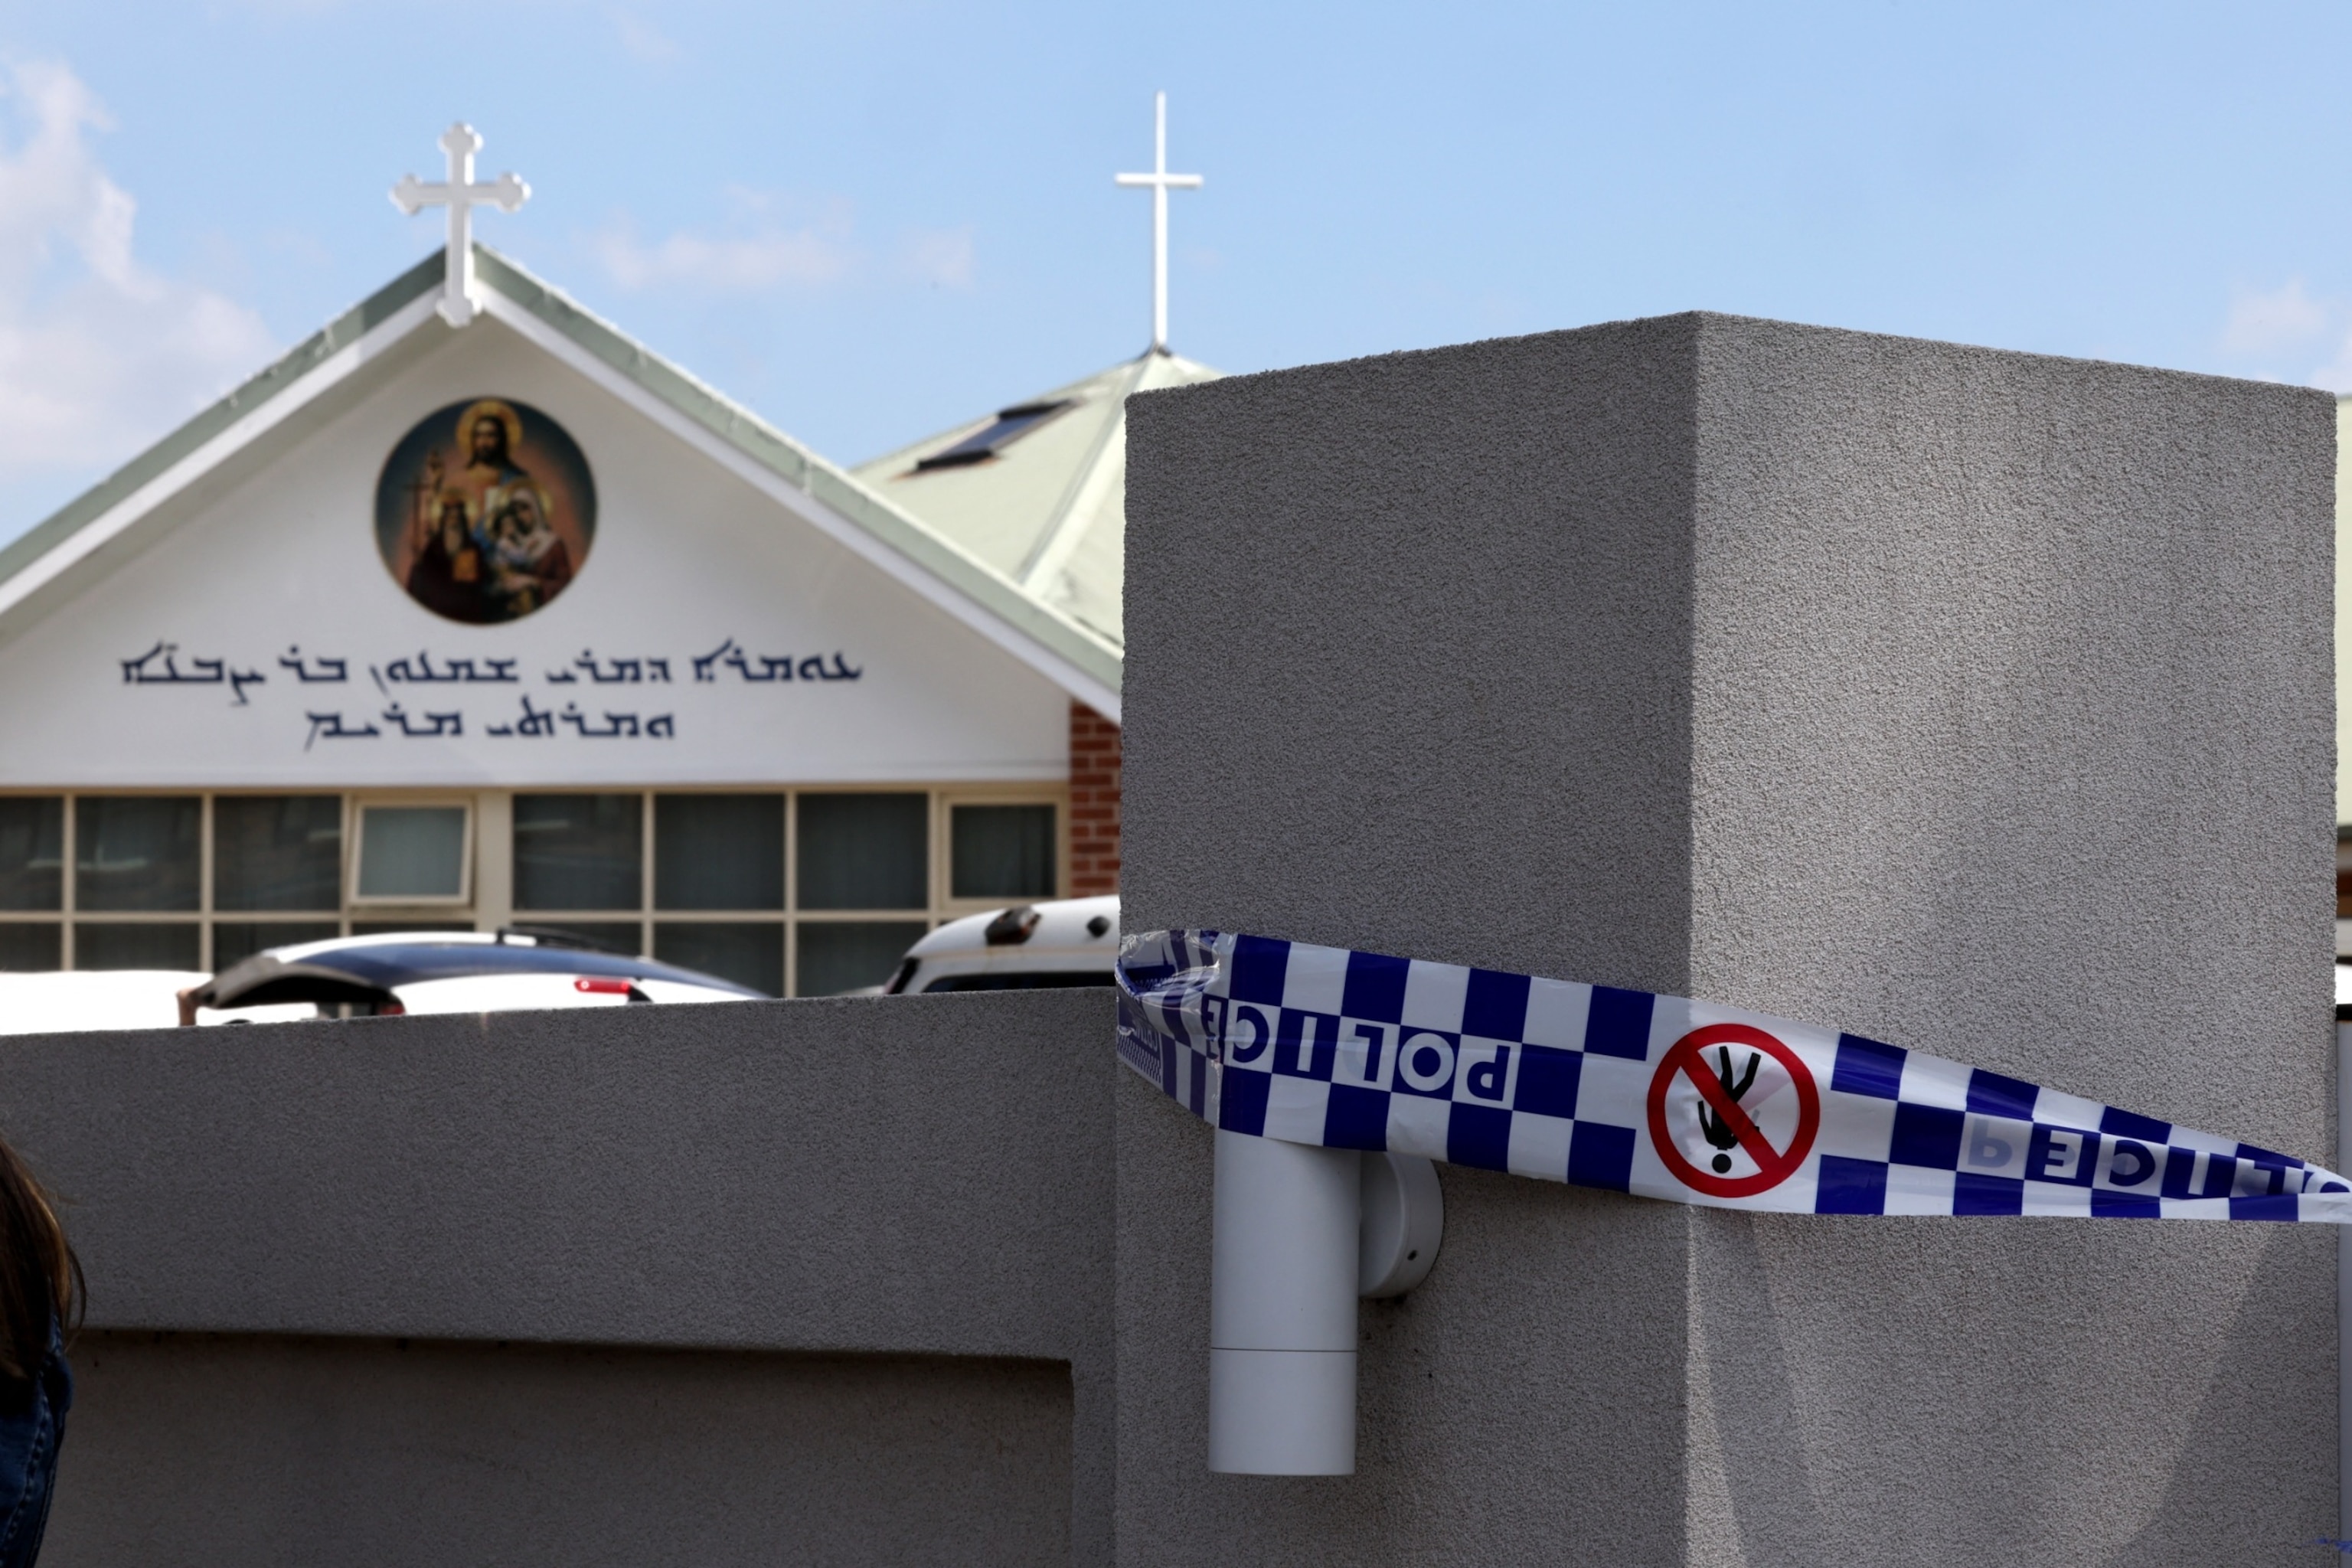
0, 244, 1174, 998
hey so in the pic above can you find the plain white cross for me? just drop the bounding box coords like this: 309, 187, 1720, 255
391, 123, 530, 328
1115, 93, 1203, 354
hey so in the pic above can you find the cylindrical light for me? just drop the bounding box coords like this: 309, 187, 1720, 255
1207, 1129, 1361, 1475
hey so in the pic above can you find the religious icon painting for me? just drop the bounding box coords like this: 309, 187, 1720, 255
374, 397, 597, 625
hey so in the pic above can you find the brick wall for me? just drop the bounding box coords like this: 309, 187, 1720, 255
1068, 702, 1122, 897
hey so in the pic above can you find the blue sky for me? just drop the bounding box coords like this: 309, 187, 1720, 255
0, 1, 2344, 546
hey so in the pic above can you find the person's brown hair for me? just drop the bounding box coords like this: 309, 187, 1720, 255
0, 1140, 79, 1382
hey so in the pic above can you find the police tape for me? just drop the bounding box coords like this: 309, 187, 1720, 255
1115, 929, 2352, 1221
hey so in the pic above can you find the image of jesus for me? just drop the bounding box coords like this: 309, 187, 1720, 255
376, 394, 596, 625
430, 398, 530, 525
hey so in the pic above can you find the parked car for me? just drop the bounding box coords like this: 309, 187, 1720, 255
881, 896, 1118, 994
183, 928, 762, 1019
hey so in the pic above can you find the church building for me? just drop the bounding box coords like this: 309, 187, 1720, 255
0, 122, 1218, 998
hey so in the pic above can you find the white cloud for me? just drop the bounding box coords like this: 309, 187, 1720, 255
0, 58, 273, 473
2308, 338, 2352, 394
608, 8, 681, 63
900, 227, 975, 289
2203, 276, 2352, 391
590, 198, 858, 292
591, 198, 982, 299
2220, 278, 2331, 358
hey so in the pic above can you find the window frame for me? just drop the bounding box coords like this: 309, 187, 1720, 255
511, 790, 649, 917
935, 788, 1068, 916
0, 780, 1072, 990
209, 790, 350, 917
793, 789, 933, 916
70, 791, 206, 916
348, 797, 477, 907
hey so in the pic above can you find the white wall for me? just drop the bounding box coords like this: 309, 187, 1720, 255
2337, 394, 2350, 826
0, 318, 1070, 788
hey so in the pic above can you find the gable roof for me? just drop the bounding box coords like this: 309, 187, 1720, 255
854, 348, 1220, 648
0, 245, 1123, 717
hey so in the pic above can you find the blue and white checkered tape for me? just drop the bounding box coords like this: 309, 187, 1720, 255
1115, 930, 2352, 1222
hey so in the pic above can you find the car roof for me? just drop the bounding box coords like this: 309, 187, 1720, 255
906, 895, 1118, 961
196, 932, 763, 1009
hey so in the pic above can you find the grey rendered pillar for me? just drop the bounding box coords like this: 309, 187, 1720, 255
1116, 312, 2335, 1566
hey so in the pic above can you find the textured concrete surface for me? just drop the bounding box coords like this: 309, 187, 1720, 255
45, 1335, 1071, 1568
1679, 318, 2337, 1566
1122, 311, 2337, 1565
2334, 395, 2350, 825
0, 990, 1117, 1567
1116, 1073, 1692, 1566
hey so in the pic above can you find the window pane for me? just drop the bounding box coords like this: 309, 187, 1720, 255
77, 796, 200, 911
214, 796, 342, 911
797, 795, 927, 910
0, 925, 59, 972
795, 921, 928, 997
654, 921, 781, 997
514, 794, 642, 910
357, 806, 468, 900
654, 795, 782, 910
352, 920, 469, 937
0, 799, 62, 912
514, 920, 643, 956
76, 923, 200, 971
950, 805, 1056, 900
212, 920, 339, 971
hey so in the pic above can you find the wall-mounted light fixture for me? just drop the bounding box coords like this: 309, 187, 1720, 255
1207, 1133, 1445, 1475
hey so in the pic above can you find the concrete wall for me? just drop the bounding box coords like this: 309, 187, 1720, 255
56, 1336, 1070, 1567
1122, 312, 2337, 1565
2334, 394, 2350, 828
0, 990, 1116, 1567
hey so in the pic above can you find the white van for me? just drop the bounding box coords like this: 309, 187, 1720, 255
882, 896, 1118, 994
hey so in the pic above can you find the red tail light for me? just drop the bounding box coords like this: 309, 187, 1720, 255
573, 976, 633, 995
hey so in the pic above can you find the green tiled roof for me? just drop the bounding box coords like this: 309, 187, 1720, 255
854, 348, 1223, 648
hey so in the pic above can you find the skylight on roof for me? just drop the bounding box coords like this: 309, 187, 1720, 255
913, 400, 1074, 472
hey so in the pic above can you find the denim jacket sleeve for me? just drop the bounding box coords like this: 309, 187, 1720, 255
0, 1315, 70, 1568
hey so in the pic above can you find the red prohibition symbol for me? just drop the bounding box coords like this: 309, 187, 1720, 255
1645, 1022, 1821, 1199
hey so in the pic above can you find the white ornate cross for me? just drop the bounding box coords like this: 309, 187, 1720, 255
391, 123, 530, 328
1115, 93, 1203, 354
